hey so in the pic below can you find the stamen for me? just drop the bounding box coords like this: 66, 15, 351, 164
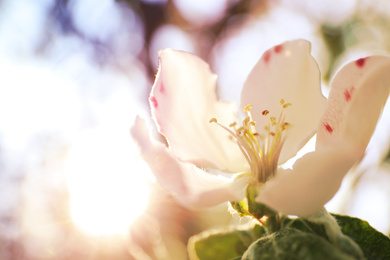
209, 100, 292, 183
210, 118, 237, 137
229, 122, 237, 128
280, 98, 291, 108
281, 122, 290, 130
244, 105, 253, 112
254, 132, 264, 139
237, 127, 245, 135
270, 116, 277, 126
243, 117, 251, 125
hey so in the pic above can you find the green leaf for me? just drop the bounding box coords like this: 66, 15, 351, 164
242, 228, 357, 260
320, 19, 359, 83
283, 217, 328, 239
320, 23, 345, 82
188, 224, 266, 260
230, 200, 250, 217
282, 214, 364, 259
246, 184, 276, 220
332, 214, 390, 260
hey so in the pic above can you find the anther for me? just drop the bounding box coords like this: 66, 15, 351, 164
281, 122, 291, 130
244, 105, 253, 112
229, 122, 237, 127
254, 132, 264, 139
209, 118, 217, 123
282, 103, 292, 109
262, 110, 269, 116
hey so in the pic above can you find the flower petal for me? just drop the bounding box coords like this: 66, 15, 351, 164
241, 40, 327, 163
317, 56, 390, 152
256, 138, 362, 216
150, 49, 247, 173
130, 117, 250, 208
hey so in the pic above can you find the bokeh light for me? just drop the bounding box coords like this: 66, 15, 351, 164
149, 24, 196, 68
172, 0, 231, 26
211, 5, 323, 103
66, 127, 151, 236
276, 0, 357, 24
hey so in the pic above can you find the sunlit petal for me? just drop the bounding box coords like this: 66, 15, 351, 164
256, 138, 362, 216
151, 49, 247, 172
241, 40, 327, 163
317, 56, 390, 153
131, 117, 250, 208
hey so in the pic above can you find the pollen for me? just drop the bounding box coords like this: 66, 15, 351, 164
281, 122, 291, 130
244, 105, 253, 112
210, 100, 292, 183
229, 122, 237, 127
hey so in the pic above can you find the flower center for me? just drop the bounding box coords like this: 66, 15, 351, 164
210, 99, 291, 183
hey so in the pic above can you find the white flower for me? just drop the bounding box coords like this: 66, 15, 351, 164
131, 40, 390, 216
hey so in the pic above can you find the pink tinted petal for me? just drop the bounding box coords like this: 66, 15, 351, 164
130, 117, 250, 208
256, 138, 362, 216
317, 56, 390, 152
151, 49, 247, 173
241, 40, 327, 163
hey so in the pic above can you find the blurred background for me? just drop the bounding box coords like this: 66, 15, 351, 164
0, 0, 389, 259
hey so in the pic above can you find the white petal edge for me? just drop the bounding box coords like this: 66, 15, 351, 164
130, 117, 250, 208
317, 55, 390, 153
150, 49, 247, 173
256, 138, 362, 216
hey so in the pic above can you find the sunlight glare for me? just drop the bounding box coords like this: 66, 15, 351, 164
65, 127, 150, 236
